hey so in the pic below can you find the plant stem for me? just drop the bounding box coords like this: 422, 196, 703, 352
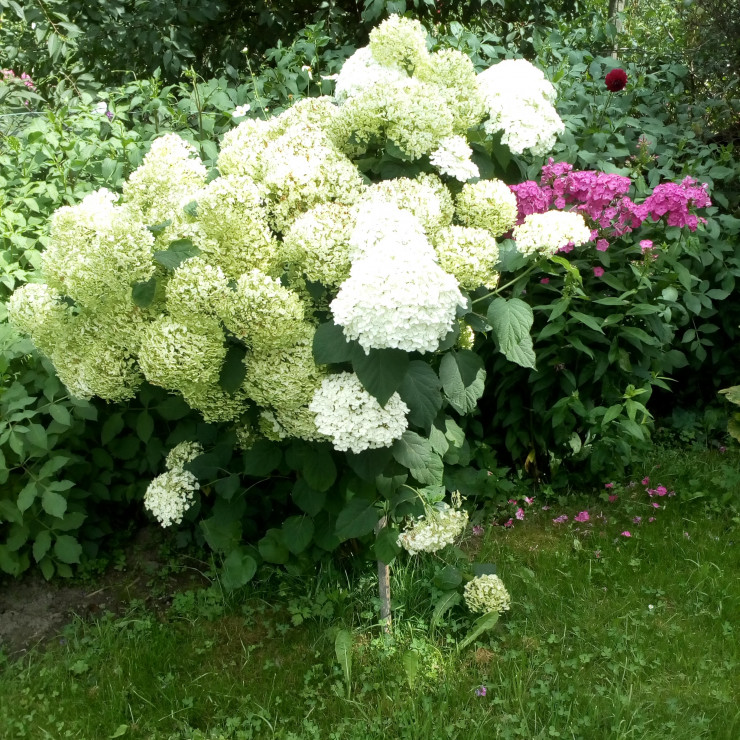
470, 261, 541, 306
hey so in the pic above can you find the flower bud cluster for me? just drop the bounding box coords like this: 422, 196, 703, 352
397, 502, 469, 555
463, 574, 511, 615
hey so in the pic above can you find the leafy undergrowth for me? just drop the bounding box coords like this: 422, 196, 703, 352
0, 448, 738, 740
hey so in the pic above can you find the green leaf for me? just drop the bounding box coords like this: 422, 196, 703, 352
41, 489, 67, 519
26, 423, 47, 450
48, 404, 72, 426
54, 535, 82, 564
472, 563, 498, 577
392, 431, 444, 486
219, 343, 247, 393
33, 530, 52, 563
136, 412, 154, 443
242, 440, 282, 476
720, 386, 740, 407
438, 351, 486, 415
200, 515, 242, 553
313, 321, 354, 364
431, 591, 461, 628
374, 525, 401, 565
38, 456, 70, 479
153, 239, 201, 270
334, 629, 353, 688
292, 479, 326, 517
101, 413, 124, 445
335, 498, 379, 540
221, 549, 257, 590
351, 346, 409, 406
569, 311, 604, 333
397, 361, 443, 431
487, 297, 536, 368
258, 528, 290, 564
302, 447, 336, 492
434, 565, 462, 591
17, 482, 37, 513
147, 220, 173, 236
156, 395, 191, 420
131, 277, 157, 308
283, 516, 315, 555
402, 650, 420, 689
458, 611, 499, 650
345, 447, 392, 481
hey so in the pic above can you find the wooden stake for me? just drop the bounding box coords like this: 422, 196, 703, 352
375, 515, 392, 633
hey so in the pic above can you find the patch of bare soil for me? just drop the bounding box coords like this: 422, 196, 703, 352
0, 526, 210, 658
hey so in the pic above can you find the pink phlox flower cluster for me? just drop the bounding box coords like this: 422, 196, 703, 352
641, 177, 711, 231
647, 485, 668, 497
504, 518, 514, 528
515, 507, 525, 520
574, 511, 590, 523
552, 514, 568, 524
608, 494, 618, 502
510, 180, 551, 223
1, 69, 36, 90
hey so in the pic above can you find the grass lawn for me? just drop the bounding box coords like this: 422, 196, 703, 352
0, 447, 738, 739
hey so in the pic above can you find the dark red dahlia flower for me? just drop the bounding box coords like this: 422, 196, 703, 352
605, 68, 627, 92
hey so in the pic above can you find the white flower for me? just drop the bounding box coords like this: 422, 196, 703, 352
430, 136, 480, 181
397, 502, 469, 555
332, 46, 408, 102
463, 574, 511, 615
331, 254, 465, 354
232, 104, 251, 118
309, 372, 408, 453
144, 469, 200, 527
513, 211, 592, 257
165, 441, 204, 471
93, 101, 108, 115
477, 58, 564, 156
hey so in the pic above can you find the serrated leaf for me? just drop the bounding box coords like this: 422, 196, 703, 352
392, 432, 444, 486
33, 530, 52, 562
221, 549, 257, 590
313, 321, 354, 364
283, 516, 314, 555
458, 611, 499, 650
351, 346, 409, 406
431, 591, 461, 627
54, 535, 82, 564
374, 525, 401, 564
41, 489, 67, 519
335, 498, 379, 540
17, 482, 37, 513
38, 456, 70, 479
101, 413, 124, 445
153, 239, 201, 270
136, 412, 154, 443
487, 297, 536, 368
397, 361, 443, 431
48, 404, 72, 426
334, 629, 353, 687
402, 650, 420, 688
131, 276, 157, 308
438, 351, 486, 415
258, 528, 290, 564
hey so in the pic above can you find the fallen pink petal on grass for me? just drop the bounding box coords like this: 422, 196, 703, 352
620, 531, 632, 537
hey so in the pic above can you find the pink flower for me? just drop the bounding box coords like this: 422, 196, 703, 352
641, 477, 650, 486
472, 525, 484, 536
620, 531, 631, 537
574, 511, 590, 522
596, 239, 609, 251
540, 277, 550, 284
508, 499, 518, 504
608, 494, 618, 503
524, 496, 535, 505
652, 502, 660, 508
559, 242, 575, 253
475, 686, 487, 697
604, 482, 614, 489
655, 485, 667, 496
633, 516, 642, 524
593, 266, 605, 277
648, 517, 656, 523
504, 518, 514, 528
639, 239, 654, 252
515, 507, 525, 520
552, 514, 569, 524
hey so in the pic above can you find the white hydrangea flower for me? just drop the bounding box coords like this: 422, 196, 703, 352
463, 574, 511, 615
333, 46, 409, 102
144, 469, 200, 527
477, 58, 564, 156
309, 372, 409, 453
432, 225, 499, 290
455, 180, 518, 237
331, 253, 466, 354
368, 14, 430, 72
349, 200, 436, 263
6, 282, 69, 355
513, 211, 592, 257
397, 502, 469, 555
166, 257, 229, 321
430, 136, 480, 182
165, 441, 204, 471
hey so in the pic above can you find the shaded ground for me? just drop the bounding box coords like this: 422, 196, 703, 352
0, 527, 210, 658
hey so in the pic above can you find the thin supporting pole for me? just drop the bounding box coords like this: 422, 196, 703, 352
375, 516, 392, 633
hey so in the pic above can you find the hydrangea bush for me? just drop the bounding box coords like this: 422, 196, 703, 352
8, 16, 714, 598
